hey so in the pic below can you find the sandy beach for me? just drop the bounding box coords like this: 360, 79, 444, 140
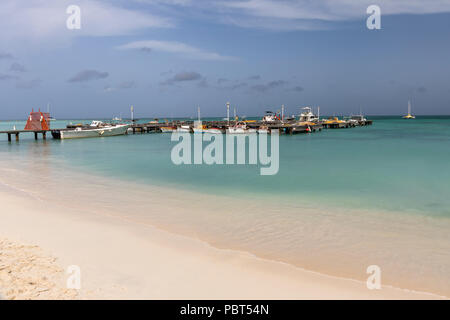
0, 182, 444, 300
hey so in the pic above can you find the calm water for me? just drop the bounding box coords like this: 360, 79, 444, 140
1, 116, 450, 296
1, 116, 450, 218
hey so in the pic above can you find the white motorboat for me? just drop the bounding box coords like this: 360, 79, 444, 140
299, 107, 319, 122
177, 125, 192, 133
227, 121, 257, 134
257, 125, 270, 134
262, 111, 279, 122
60, 121, 130, 139
205, 128, 223, 134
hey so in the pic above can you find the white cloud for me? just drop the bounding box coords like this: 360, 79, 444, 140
221, 0, 450, 21
0, 0, 172, 47
136, 0, 450, 30
117, 40, 238, 61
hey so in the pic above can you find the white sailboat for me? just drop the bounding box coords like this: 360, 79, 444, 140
193, 107, 222, 134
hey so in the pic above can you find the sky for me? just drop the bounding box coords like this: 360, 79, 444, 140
1, 0, 450, 120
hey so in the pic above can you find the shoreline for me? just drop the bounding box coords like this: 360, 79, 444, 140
0, 181, 445, 299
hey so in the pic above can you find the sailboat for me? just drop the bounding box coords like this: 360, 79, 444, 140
112, 113, 122, 121
402, 101, 416, 119
193, 107, 222, 134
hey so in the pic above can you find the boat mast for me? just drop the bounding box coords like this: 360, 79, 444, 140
197, 106, 201, 122
226, 102, 230, 125
408, 100, 411, 115
281, 105, 284, 121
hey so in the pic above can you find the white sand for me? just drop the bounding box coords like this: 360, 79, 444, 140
0, 186, 444, 300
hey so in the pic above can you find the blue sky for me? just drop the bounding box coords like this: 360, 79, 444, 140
1, 0, 450, 119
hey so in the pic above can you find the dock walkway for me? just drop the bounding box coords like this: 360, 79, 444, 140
1, 119, 373, 141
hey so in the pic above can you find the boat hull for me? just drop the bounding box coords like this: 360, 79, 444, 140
160, 127, 176, 133
227, 128, 257, 134
193, 128, 223, 134
60, 124, 130, 140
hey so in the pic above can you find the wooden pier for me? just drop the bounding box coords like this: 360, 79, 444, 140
128, 118, 372, 135
0, 130, 49, 142
1, 118, 373, 141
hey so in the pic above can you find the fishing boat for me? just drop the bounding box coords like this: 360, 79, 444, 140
402, 101, 416, 119
291, 124, 311, 134
227, 121, 257, 134
299, 107, 319, 122
59, 121, 130, 139
262, 111, 279, 123
347, 114, 367, 126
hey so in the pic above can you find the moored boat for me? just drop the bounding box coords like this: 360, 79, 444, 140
322, 117, 347, 128
60, 121, 130, 139
160, 126, 177, 133
262, 111, 279, 123
176, 125, 192, 133
299, 107, 319, 122
402, 101, 416, 119
257, 125, 270, 134
227, 121, 257, 134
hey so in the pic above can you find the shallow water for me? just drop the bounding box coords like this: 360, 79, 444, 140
2, 116, 450, 217
1, 116, 450, 296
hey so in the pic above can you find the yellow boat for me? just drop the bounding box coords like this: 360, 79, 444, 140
322, 117, 347, 128
402, 101, 416, 119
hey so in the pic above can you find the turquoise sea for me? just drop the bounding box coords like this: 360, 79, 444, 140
1, 116, 450, 218
1, 116, 450, 296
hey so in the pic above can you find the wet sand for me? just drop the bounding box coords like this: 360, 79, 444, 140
0, 186, 443, 300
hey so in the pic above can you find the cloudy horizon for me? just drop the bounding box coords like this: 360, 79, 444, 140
1, 0, 450, 119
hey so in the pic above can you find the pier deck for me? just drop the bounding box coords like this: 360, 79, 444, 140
1, 119, 373, 141
0, 130, 50, 141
